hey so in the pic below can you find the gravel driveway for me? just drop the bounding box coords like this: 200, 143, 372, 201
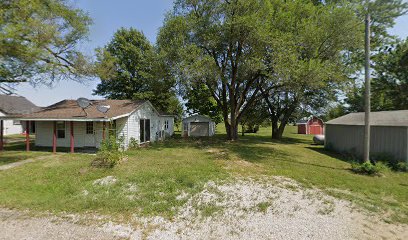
1, 177, 407, 240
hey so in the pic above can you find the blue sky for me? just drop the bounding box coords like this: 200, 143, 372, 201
14, 0, 408, 106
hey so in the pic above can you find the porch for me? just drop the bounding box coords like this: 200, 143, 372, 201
0, 120, 113, 153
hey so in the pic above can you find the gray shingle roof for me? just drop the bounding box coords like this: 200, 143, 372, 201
326, 110, 408, 127
0, 95, 40, 115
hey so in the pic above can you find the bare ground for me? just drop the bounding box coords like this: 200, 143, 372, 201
1, 177, 407, 240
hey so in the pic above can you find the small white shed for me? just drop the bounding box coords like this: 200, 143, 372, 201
182, 115, 215, 137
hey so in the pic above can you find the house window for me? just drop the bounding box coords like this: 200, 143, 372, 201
86, 122, 94, 134
13, 120, 21, 125
57, 121, 65, 139
164, 120, 169, 130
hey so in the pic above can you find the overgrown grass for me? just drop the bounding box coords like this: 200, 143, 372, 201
0, 126, 407, 224
0, 139, 227, 219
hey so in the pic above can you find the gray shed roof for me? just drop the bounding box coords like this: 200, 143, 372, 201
0, 95, 40, 115
183, 114, 213, 122
326, 110, 408, 127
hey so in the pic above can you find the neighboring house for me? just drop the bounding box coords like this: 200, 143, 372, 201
0, 95, 40, 135
182, 115, 215, 137
297, 116, 324, 135
0, 99, 174, 152
325, 110, 408, 163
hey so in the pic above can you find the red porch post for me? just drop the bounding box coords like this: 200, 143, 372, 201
53, 121, 57, 153
26, 121, 30, 151
70, 121, 74, 153
102, 122, 106, 140
0, 120, 3, 151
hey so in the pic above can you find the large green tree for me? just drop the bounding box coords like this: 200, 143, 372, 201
260, 0, 363, 139
94, 28, 182, 116
344, 39, 408, 112
158, 0, 273, 140
0, 0, 93, 94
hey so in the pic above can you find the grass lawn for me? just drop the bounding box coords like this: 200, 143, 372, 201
0, 137, 47, 166
0, 126, 407, 223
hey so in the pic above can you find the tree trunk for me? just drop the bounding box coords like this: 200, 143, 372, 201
229, 119, 239, 140
224, 118, 231, 140
277, 121, 288, 139
242, 124, 245, 136
271, 118, 281, 139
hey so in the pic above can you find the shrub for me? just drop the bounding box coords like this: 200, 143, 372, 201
396, 162, 408, 172
92, 136, 125, 168
372, 153, 408, 172
129, 137, 139, 149
351, 161, 386, 176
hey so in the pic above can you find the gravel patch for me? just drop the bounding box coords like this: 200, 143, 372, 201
1, 177, 407, 240
93, 176, 117, 186
0, 209, 120, 240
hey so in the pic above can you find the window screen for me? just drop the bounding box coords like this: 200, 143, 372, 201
86, 122, 93, 134
57, 121, 65, 139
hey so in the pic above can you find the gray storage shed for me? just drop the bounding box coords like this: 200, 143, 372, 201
325, 110, 408, 163
182, 115, 215, 137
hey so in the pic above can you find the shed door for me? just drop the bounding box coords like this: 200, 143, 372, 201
309, 125, 322, 135
190, 122, 209, 136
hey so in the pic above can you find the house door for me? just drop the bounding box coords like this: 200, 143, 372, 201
140, 119, 151, 143
84, 122, 95, 147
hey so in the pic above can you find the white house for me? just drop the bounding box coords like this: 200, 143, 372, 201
0, 99, 174, 152
182, 115, 215, 137
0, 95, 40, 135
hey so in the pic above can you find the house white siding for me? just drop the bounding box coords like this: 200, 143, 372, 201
126, 103, 161, 145
35, 121, 105, 148
0, 111, 23, 135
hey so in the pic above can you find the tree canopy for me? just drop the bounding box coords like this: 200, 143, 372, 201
0, 0, 93, 94
94, 27, 182, 117
342, 38, 408, 113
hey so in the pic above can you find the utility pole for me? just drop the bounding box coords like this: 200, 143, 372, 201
363, 10, 371, 163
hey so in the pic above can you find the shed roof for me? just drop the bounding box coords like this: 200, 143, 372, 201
326, 110, 408, 127
5, 99, 149, 121
183, 114, 213, 122
0, 95, 40, 115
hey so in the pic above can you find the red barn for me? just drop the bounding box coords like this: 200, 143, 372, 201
297, 116, 324, 135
